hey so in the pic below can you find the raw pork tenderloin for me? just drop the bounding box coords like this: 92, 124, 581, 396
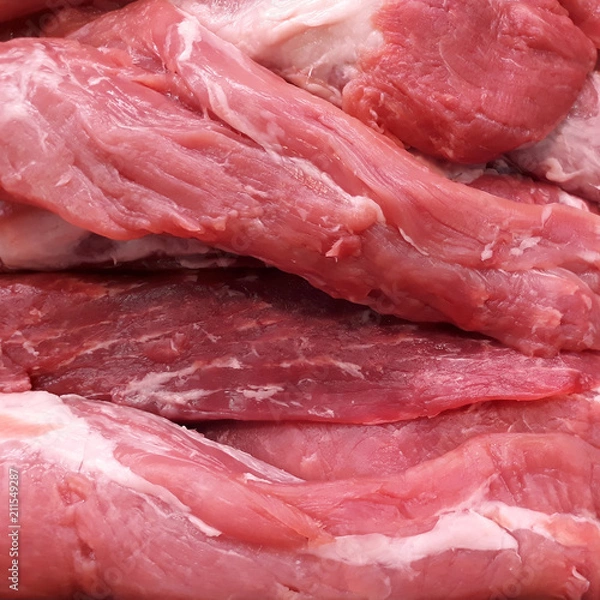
3, 4, 600, 354
2, 270, 600, 422
203, 393, 600, 480
0, 391, 599, 599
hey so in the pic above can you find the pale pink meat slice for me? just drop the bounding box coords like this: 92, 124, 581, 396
0, 391, 599, 599
204, 393, 600, 479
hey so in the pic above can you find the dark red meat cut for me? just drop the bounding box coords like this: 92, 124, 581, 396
0, 350, 30, 394
3, 4, 600, 354
1, 269, 600, 423
1, 391, 599, 599
170, 0, 596, 163
203, 393, 600, 480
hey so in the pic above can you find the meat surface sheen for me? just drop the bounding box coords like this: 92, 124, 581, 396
172, 0, 596, 163
510, 72, 600, 205
2, 269, 600, 423
204, 393, 600, 480
1, 391, 600, 599
2, 4, 600, 354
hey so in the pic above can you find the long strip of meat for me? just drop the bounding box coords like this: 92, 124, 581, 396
3, 269, 600, 422
4, 4, 600, 353
203, 393, 600, 479
1, 391, 599, 599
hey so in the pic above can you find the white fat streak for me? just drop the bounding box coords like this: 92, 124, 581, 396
124, 358, 243, 403
541, 157, 581, 184
481, 241, 494, 261
509, 236, 541, 257
480, 502, 600, 547
150, 389, 216, 407
0, 391, 222, 537
330, 359, 363, 378
557, 190, 590, 212
177, 18, 201, 62
241, 385, 285, 401
177, 0, 383, 53
8, 335, 40, 359
124, 365, 202, 398
280, 357, 364, 379
398, 227, 429, 256
541, 205, 553, 226
210, 357, 244, 369
313, 510, 518, 568
98, 236, 215, 266
0, 210, 88, 271
307, 407, 335, 418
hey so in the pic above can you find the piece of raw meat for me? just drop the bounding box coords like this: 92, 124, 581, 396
3, 7, 600, 354
167, 0, 595, 163
0, 197, 255, 271
2, 269, 600, 423
1, 390, 599, 599
203, 393, 600, 480
510, 71, 600, 205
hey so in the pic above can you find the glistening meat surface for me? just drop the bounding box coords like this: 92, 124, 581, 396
1, 391, 599, 599
3, 6, 600, 354
4, 269, 600, 422
170, 0, 596, 163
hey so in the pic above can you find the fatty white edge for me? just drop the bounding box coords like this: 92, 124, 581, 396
0, 391, 222, 537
